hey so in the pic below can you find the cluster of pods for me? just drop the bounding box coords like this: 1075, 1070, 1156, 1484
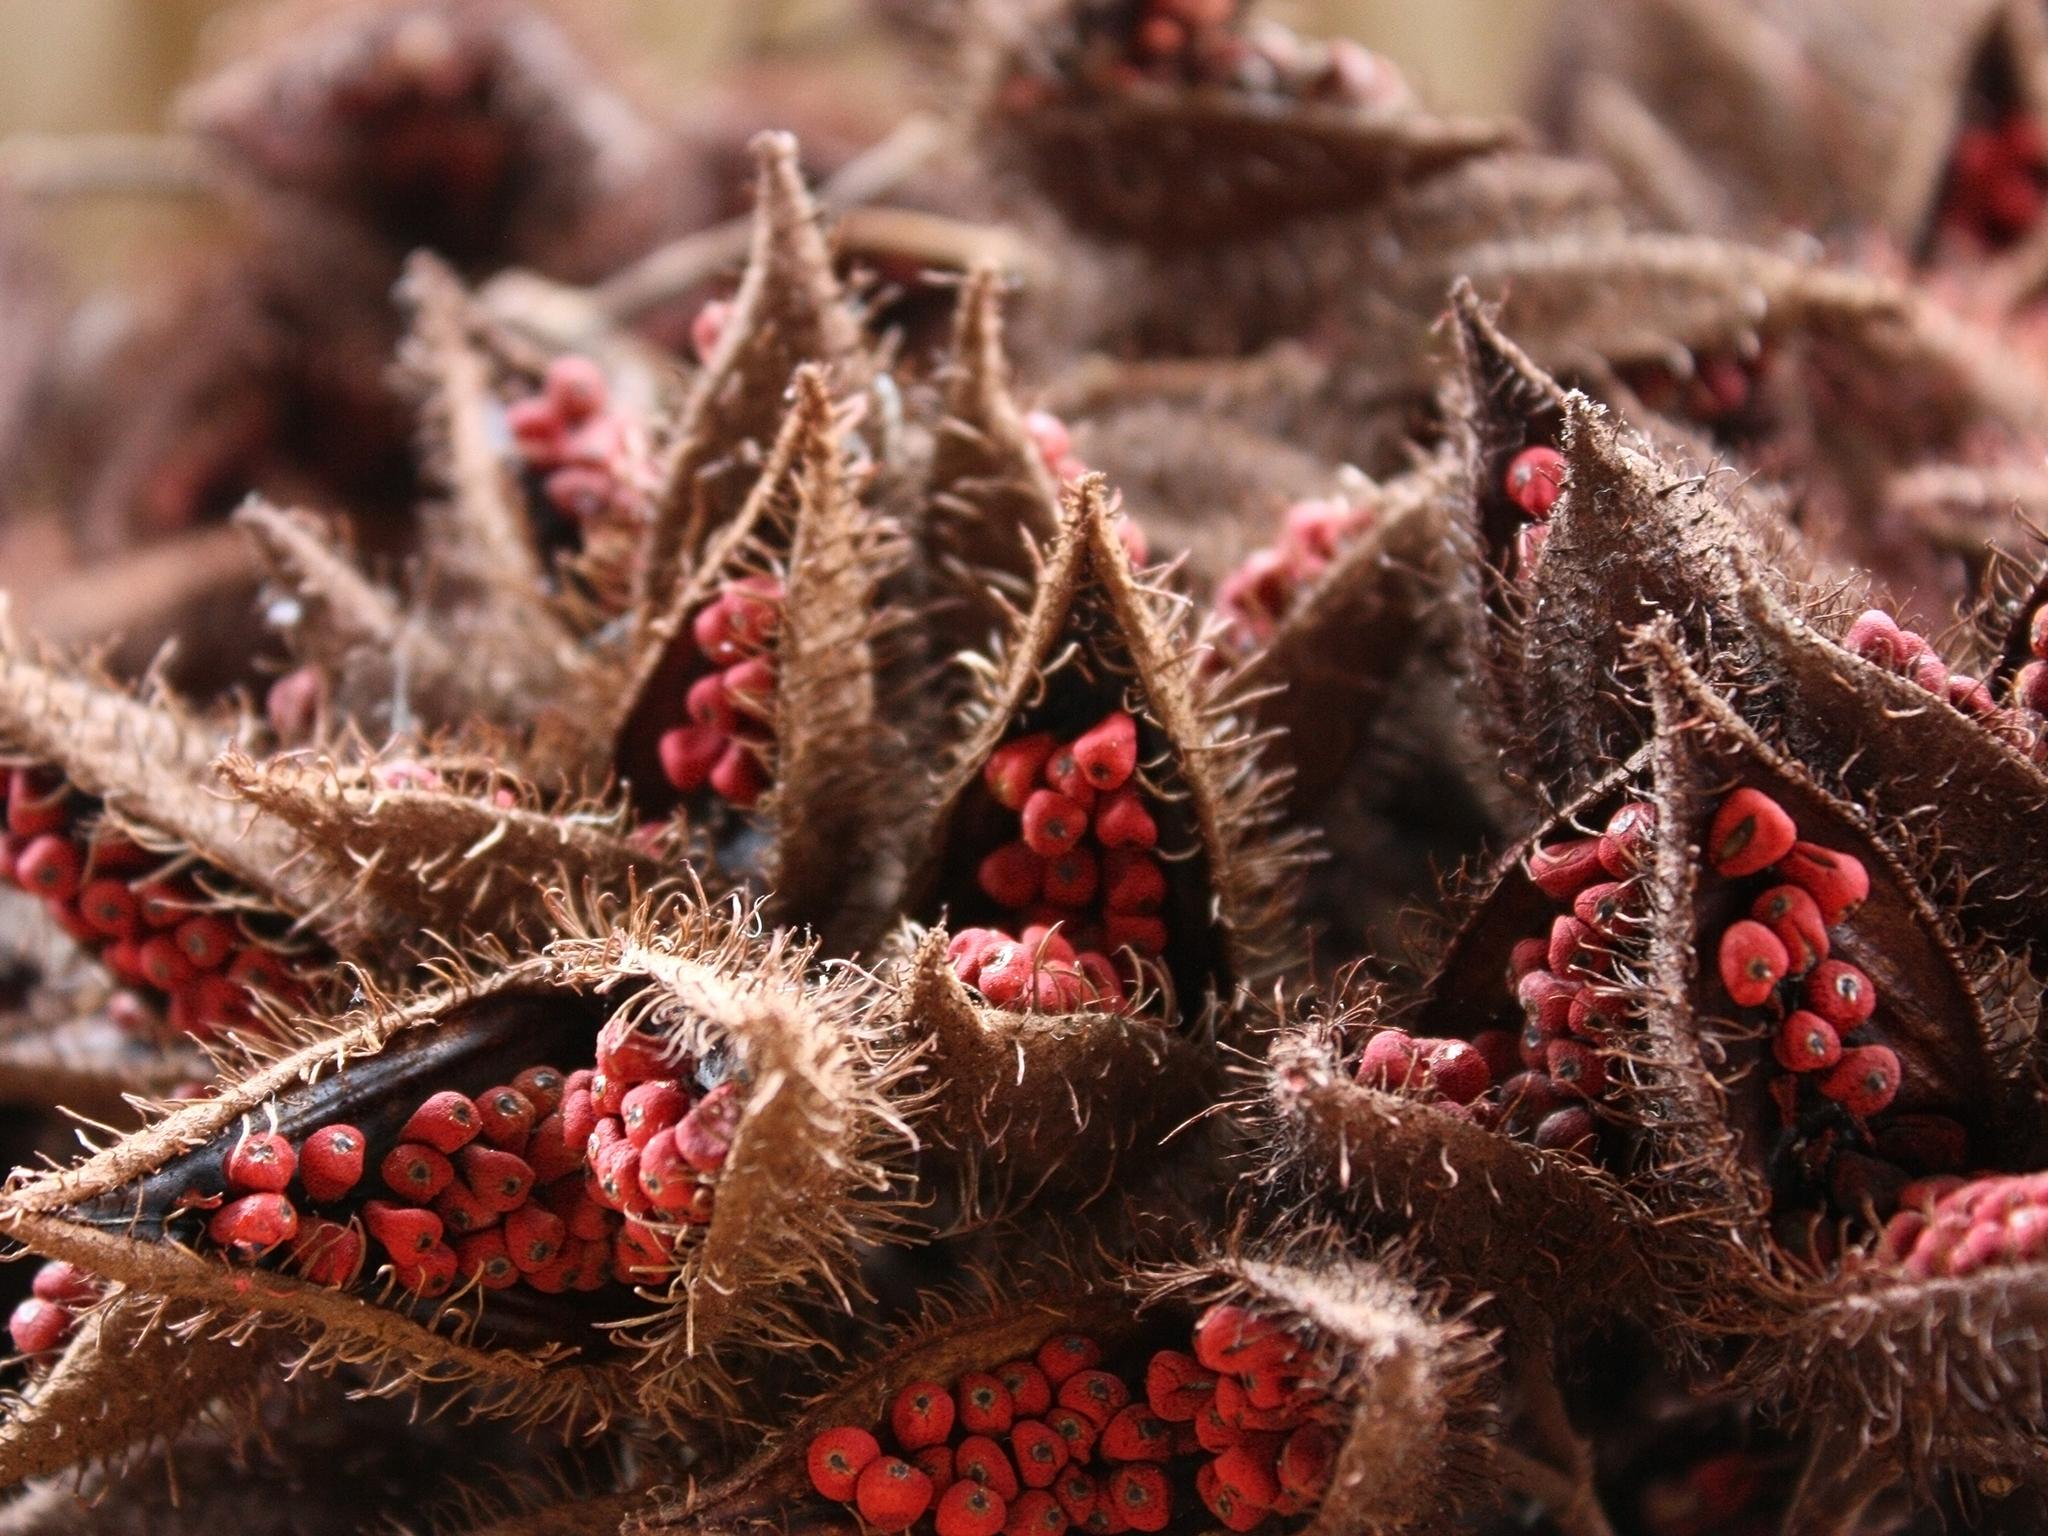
1500, 443, 1564, 577
805, 1306, 1334, 1536
655, 574, 785, 810
194, 1022, 736, 1300
0, 766, 303, 1039
952, 710, 1166, 1012
6, 1260, 101, 1357
1214, 495, 1377, 649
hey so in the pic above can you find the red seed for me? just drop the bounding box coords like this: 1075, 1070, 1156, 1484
1037, 1333, 1103, 1384
635, 1128, 697, 1213
1772, 1010, 1842, 1073
174, 914, 236, 970
1278, 1423, 1337, 1499
999, 1359, 1055, 1418
1517, 969, 1578, 1037
1845, 609, 1907, 668
1011, 1419, 1070, 1488
1100, 850, 1165, 914
475, 1085, 537, 1149
76, 878, 139, 938
1708, 788, 1798, 877
400, 1091, 481, 1154
287, 1218, 362, 1287
209, 1192, 300, 1257
1820, 1045, 1900, 1116
1598, 802, 1658, 877
808, 1426, 883, 1502
1716, 920, 1789, 1007
1210, 1444, 1281, 1511
1355, 1028, 1422, 1090
979, 841, 1045, 907
6, 772, 67, 837
1528, 836, 1605, 899
659, 724, 725, 794
1572, 881, 1630, 938
390, 1241, 457, 1298
620, 1080, 688, 1148
1547, 914, 1597, 977
1803, 960, 1877, 1029
1104, 913, 1167, 957
511, 1065, 565, 1116
505, 1202, 567, 1272
299, 1124, 365, 1202
709, 742, 767, 808
1092, 789, 1158, 851
1751, 884, 1829, 974
612, 1219, 671, 1281
957, 1433, 1022, 1499
226, 1130, 297, 1193
1053, 1468, 1099, 1525
675, 1080, 742, 1173
986, 734, 1059, 811
1042, 748, 1097, 809
1072, 712, 1139, 792
1042, 846, 1100, 908
31, 1262, 97, 1307
1058, 1369, 1129, 1429
892, 1382, 958, 1450
1104, 1466, 1169, 1533
1425, 1039, 1491, 1104
914, 1444, 955, 1489
595, 1014, 673, 1083
936, 1480, 1008, 1536
13, 836, 81, 901
1545, 1039, 1607, 1099
1504, 445, 1565, 518
8, 1298, 73, 1357
1534, 1106, 1598, 1154
1021, 790, 1088, 857
381, 1142, 455, 1202
960, 1371, 1017, 1435
1006, 1490, 1069, 1536
1775, 842, 1870, 925
1194, 1304, 1286, 1373
434, 1180, 496, 1236
1100, 1404, 1173, 1462
1469, 1029, 1522, 1083
457, 1145, 535, 1213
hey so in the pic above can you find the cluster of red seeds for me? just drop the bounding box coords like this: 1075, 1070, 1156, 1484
1625, 351, 1758, 427
1500, 443, 1564, 578
0, 767, 305, 1039
804, 1306, 1335, 1536
200, 1017, 737, 1299
654, 576, 784, 810
1842, 609, 2014, 732
1873, 1170, 2048, 1278
7, 1261, 101, 1360
1214, 495, 1377, 650
1939, 112, 2047, 249
506, 355, 654, 531
952, 711, 1165, 1013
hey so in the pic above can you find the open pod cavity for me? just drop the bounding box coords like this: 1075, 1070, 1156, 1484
901, 478, 1300, 1043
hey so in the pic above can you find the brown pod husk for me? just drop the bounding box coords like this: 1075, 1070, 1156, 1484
890, 925, 1221, 1208
1258, 1015, 1656, 1335
0, 1301, 268, 1489
633, 132, 865, 623
904, 477, 1304, 1040
213, 749, 665, 959
0, 959, 651, 1434
545, 895, 918, 1395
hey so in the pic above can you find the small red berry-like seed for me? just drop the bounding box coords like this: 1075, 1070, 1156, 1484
287, 1218, 362, 1287
1803, 960, 1877, 1028
723, 656, 777, 720
612, 1218, 672, 1281
9, 1298, 74, 1357
1042, 749, 1097, 809
636, 1127, 698, 1213
1021, 790, 1088, 857
1528, 836, 1604, 900
913, 1443, 955, 1488
1534, 1105, 1598, 1154
1500, 1070, 1567, 1129
505, 1202, 567, 1273
457, 1145, 536, 1213
2020, 660, 2048, 716
986, 734, 1060, 811
1598, 802, 1658, 878
977, 943, 1035, 1008
1100, 850, 1165, 914
14, 836, 81, 901
1143, 1349, 1215, 1422
956, 1433, 1022, 1499
858, 1457, 937, 1533
709, 742, 768, 808
363, 1200, 443, 1258
1708, 787, 1798, 877
381, 1142, 455, 1202
1517, 969, 1578, 1037
1845, 609, 1906, 668
1908, 651, 1950, 696
1210, 1444, 1281, 1510
174, 914, 236, 970
1572, 881, 1630, 937
1105, 1467, 1169, 1533
209, 1192, 300, 1257
658, 724, 725, 794
979, 841, 1046, 907
892, 1381, 958, 1451
691, 595, 742, 664
725, 575, 784, 652
1194, 1304, 1282, 1372
76, 878, 138, 938
390, 1241, 457, 1298
1092, 789, 1158, 850
1545, 1039, 1608, 1099
1469, 1029, 1521, 1084
1037, 1332, 1103, 1384
453, 1230, 521, 1290
1053, 1468, 1099, 1524
1772, 1010, 1842, 1073
591, 1140, 644, 1213
959, 1371, 1017, 1434
1547, 914, 1597, 977
1103, 913, 1167, 957
31, 1262, 97, 1307
620, 1080, 687, 1148
1821, 1045, 1901, 1116
937, 1480, 1008, 1536
1006, 1490, 1069, 1536
543, 355, 607, 422
1000, 1360, 1055, 1418
1424, 1039, 1492, 1105
138, 935, 194, 992
1751, 884, 1829, 975
674, 1080, 742, 1173
595, 1014, 673, 1083
1073, 712, 1139, 792
807, 1426, 882, 1502
1354, 1028, 1422, 1090
511, 1065, 564, 1116
1875, 1113, 1969, 1174
560, 1090, 598, 1159
434, 1180, 495, 1235
400, 1091, 480, 1154
949, 927, 1005, 986
6, 772, 67, 837
1775, 842, 1870, 924
475, 1085, 537, 1149
299, 1124, 365, 1202
1011, 1419, 1070, 1487
1947, 672, 1997, 718
1100, 1405, 1173, 1463
226, 1130, 297, 1193
1716, 920, 1789, 1007
1278, 1423, 1337, 1499
1504, 445, 1565, 518
591, 1072, 627, 1117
